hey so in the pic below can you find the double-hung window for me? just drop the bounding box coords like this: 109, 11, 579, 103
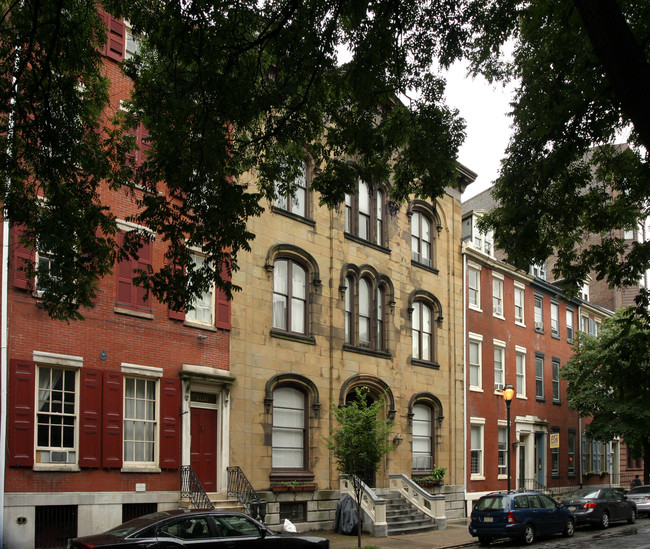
534, 294, 544, 332
123, 377, 158, 465
412, 404, 433, 471
514, 284, 525, 325
411, 212, 433, 268
343, 274, 388, 352
468, 264, 481, 310
274, 162, 309, 218
469, 334, 482, 390
552, 358, 561, 402
412, 301, 433, 363
535, 353, 545, 400
498, 425, 507, 476
272, 387, 306, 469
515, 346, 526, 398
566, 308, 574, 341
470, 421, 485, 478
494, 341, 505, 391
273, 259, 307, 336
550, 301, 559, 337
492, 275, 504, 318
185, 253, 214, 326
345, 181, 386, 246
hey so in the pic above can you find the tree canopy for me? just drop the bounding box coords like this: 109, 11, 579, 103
472, 0, 650, 302
1, 0, 466, 320
562, 307, 650, 482
3, 0, 650, 320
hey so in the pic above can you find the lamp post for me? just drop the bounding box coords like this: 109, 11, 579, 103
503, 384, 515, 492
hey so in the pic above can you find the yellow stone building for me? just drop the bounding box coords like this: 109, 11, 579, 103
229, 163, 475, 531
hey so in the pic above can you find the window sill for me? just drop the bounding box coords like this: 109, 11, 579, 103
411, 260, 439, 275
271, 207, 316, 227
469, 386, 484, 393
270, 330, 316, 345
33, 463, 80, 472
553, 400, 562, 405
493, 313, 505, 320
342, 344, 391, 359
516, 395, 527, 400
515, 321, 526, 327
536, 397, 545, 403
121, 465, 162, 474
468, 305, 482, 313
410, 358, 440, 370
551, 333, 560, 340
269, 470, 315, 483
470, 475, 485, 481
114, 306, 154, 320
344, 232, 390, 254
183, 320, 217, 332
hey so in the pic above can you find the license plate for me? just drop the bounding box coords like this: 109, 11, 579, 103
569, 506, 576, 512
484, 516, 493, 523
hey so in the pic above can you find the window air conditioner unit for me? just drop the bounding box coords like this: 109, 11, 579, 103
535, 322, 543, 330
495, 383, 504, 391
50, 451, 69, 463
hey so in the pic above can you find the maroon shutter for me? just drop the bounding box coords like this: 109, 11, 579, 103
98, 8, 125, 62
168, 254, 186, 320
102, 371, 123, 468
79, 369, 102, 468
116, 233, 134, 307
215, 259, 231, 330
134, 239, 152, 311
11, 225, 35, 290
159, 378, 180, 469
9, 360, 35, 467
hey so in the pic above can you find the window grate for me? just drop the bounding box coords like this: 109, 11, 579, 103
123, 502, 157, 523
280, 502, 306, 522
35, 505, 77, 549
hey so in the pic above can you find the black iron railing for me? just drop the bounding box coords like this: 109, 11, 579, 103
519, 477, 548, 492
227, 466, 267, 523
180, 465, 215, 510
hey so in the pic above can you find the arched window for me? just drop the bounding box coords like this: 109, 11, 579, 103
412, 301, 433, 362
410, 201, 440, 271
273, 259, 307, 335
345, 180, 387, 246
272, 387, 306, 469
342, 269, 392, 353
412, 404, 433, 471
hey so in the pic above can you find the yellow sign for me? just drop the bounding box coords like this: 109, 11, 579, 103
550, 433, 560, 448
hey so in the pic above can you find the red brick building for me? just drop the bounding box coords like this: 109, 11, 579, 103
462, 198, 613, 510
1, 13, 232, 548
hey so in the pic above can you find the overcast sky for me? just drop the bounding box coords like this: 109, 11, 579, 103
443, 62, 516, 202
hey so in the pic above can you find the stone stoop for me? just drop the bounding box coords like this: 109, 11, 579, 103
179, 491, 244, 512
383, 492, 437, 536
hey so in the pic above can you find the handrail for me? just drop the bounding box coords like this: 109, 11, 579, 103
226, 466, 267, 523
339, 475, 387, 536
180, 465, 215, 510
389, 474, 445, 522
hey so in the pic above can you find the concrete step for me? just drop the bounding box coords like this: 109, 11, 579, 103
382, 491, 436, 536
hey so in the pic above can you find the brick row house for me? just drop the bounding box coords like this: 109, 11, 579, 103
1, 13, 233, 548
228, 163, 476, 528
462, 194, 613, 510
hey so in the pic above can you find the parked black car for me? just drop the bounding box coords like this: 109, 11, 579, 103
67, 509, 330, 548
561, 488, 637, 528
469, 491, 575, 546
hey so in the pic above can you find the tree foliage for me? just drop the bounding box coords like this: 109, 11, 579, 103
326, 387, 393, 548
562, 307, 650, 482
1, 0, 467, 320
466, 0, 650, 302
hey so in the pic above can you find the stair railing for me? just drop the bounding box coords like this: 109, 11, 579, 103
180, 465, 215, 510
226, 466, 267, 523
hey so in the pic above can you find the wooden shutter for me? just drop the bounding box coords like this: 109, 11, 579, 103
116, 233, 152, 312
11, 225, 35, 290
159, 378, 181, 469
98, 8, 125, 62
116, 233, 134, 307
102, 371, 123, 468
79, 369, 102, 468
168, 253, 185, 320
215, 258, 231, 330
134, 239, 152, 311
9, 360, 35, 467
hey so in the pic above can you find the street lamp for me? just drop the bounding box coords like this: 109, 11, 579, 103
503, 384, 515, 492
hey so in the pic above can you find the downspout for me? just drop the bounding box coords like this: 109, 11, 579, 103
328, 208, 334, 488
462, 250, 468, 514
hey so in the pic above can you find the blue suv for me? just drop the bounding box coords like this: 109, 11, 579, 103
469, 491, 575, 546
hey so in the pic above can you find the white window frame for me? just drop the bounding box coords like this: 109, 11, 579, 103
272, 386, 306, 470
534, 294, 544, 332
492, 273, 504, 319
184, 251, 215, 328
468, 262, 482, 311
552, 358, 561, 402
514, 282, 525, 326
468, 333, 483, 392
470, 419, 485, 479
566, 308, 574, 341
535, 354, 545, 400
515, 346, 527, 399
550, 301, 559, 337
32, 351, 83, 472
412, 404, 433, 471
493, 339, 505, 392
498, 421, 508, 478
121, 363, 162, 472
274, 162, 308, 218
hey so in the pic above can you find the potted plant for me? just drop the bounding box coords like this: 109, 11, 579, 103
414, 465, 447, 487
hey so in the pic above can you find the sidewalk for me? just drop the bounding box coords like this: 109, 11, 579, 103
315, 519, 476, 549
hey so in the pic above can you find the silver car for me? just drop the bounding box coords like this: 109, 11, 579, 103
627, 485, 650, 516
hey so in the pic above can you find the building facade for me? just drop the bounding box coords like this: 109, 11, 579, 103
462, 197, 613, 510
228, 164, 476, 528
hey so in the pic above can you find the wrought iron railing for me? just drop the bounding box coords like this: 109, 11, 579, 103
227, 466, 267, 523
519, 477, 548, 492
180, 465, 215, 510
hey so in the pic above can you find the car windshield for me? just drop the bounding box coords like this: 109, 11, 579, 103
104, 513, 171, 538
475, 496, 510, 511
569, 489, 601, 499
629, 486, 650, 495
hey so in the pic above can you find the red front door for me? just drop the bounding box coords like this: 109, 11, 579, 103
190, 408, 218, 492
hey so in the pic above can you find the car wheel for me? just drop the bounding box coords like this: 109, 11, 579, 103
563, 517, 575, 537
522, 524, 535, 545
478, 536, 491, 546
628, 508, 637, 524
600, 511, 610, 529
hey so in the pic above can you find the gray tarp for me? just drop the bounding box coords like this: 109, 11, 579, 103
333, 494, 359, 535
